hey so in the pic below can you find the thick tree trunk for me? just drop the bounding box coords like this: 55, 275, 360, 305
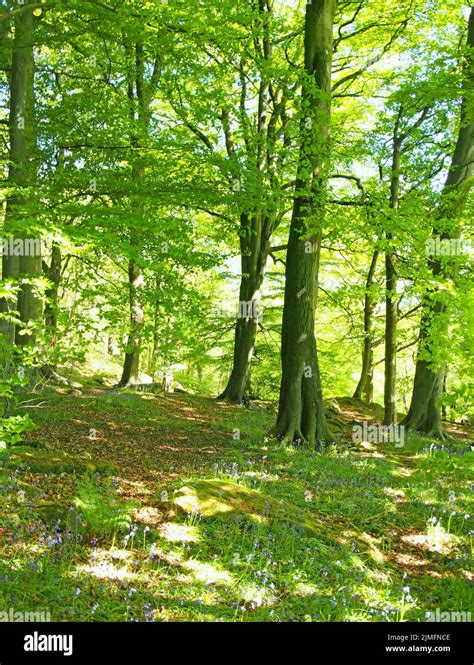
218, 214, 269, 403
403, 8, 474, 436
353, 249, 378, 400
276, 227, 329, 445
1, 1, 38, 354
402, 310, 446, 437
275, 0, 335, 448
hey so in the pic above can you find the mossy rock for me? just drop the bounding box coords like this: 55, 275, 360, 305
171, 479, 325, 537
171, 479, 385, 563
6, 447, 116, 476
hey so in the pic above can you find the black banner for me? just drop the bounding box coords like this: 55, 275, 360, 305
0, 621, 471, 665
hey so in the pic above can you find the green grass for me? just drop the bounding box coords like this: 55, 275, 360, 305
0, 390, 472, 622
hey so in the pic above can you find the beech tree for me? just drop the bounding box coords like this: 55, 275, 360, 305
0, 0, 41, 355
403, 5, 474, 437
275, 0, 336, 446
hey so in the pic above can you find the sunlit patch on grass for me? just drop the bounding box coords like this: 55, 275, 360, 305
240, 583, 277, 607
402, 529, 460, 555
392, 552, 431, 569
383, 487, 406, 502
133, 506, 163, 526
107, 547, 134, 561
159, 522, 200, 543
77, 561, 137, 581
183, 559, 233, 586
294, 582, 319, 597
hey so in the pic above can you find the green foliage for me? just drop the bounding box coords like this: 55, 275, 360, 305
0, 413, 36, 448
73, 475, 134, 538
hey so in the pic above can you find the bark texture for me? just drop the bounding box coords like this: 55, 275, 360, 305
1, 1, 40, 356
275, 0, 336, 447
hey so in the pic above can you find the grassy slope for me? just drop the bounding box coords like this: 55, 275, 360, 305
0, 388, 472, 622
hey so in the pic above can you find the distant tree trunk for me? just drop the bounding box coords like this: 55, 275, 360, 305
39, 241, 62, 377
384, 251, 398, 424
119, 41, 160, 386
218, 213, 270, 402
148, 276, 160, 378
402, 8, 474, 438
1, 2, 39, 353
365, 349, 374, 403
119, 227, 144, 386
107, 334, 115, 356
383, 124, 402, 426
353, 249, 378, 400
441, 373, 447, 420
43, 243, 61, 347
275, 0, 335, 447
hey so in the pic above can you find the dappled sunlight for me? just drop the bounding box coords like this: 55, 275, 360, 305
392, 551, 432, 570
77, 561, 138, 582
383, 487, 406, 502
183, 559, 233, 586
133, 506, 164, 526
159, 523, 200, 543
2, 389, 471, 623
401, 531, 460, 555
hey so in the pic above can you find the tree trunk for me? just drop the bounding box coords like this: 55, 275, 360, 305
218, 213, 269, 402
147, 275, 160, 378
119, 40, 158, 386
119, 239, 144, 386
403, 7, 474, 437
383, 130, 402, 426
275, 0, 335, 447
43, 242, 61, 347
364, 349, 374, 403
1, 1, 38, 354
383, 251, 398, 424
353, 249, 378, 400
40, 241, 61, 374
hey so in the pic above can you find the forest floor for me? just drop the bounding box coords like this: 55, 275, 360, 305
0, 385, 472, 622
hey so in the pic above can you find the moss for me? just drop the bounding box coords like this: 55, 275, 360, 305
172, 478, 327, 536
